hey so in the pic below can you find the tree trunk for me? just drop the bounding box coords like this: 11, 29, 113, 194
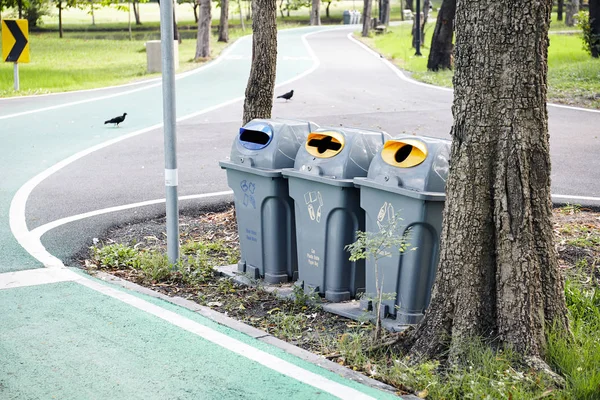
427, 0, 456, 71
326, 1, 331, 19
219, 0, 229, 42
133, 1, 141, 25
193, 2, 199, 22
311, 0, 321, 25
565, 0, 579, 27
279, 0, 285, 18
591, 0, 600, 58
405, 0, 413, 11
91, 0, 96, 25
557, 0, 564, 20
242, 0, 277, 125
58, 2, 63, 39
18, 0, 22, 18
381, 0, 390, 25
238, 0, 245, 31
408, 0, 569, 365
195, 0, 211, 59
362, 0, 372, 36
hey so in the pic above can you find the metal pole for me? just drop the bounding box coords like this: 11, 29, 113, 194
159, 0, 180, 265
415, 0, 422, 56
14, 63, 19, 91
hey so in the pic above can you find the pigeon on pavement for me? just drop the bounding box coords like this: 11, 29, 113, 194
104, 113, 128, 127
277, 90, 294, 101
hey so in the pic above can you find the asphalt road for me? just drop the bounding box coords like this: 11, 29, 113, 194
19, 28, 600, 267
1, 25, 600, 400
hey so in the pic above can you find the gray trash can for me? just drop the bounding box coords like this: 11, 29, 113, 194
219, 118, 318, 283
343, 10, 351, 24
354, 135, 450, 324
282, 127, 390, 302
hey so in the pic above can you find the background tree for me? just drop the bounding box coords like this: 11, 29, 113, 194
195, 0, 211, 58
566, 0, 579, 26
55, 0, 78, 38
361, 0, 372, 36
380, 0, 390, 25
412, 0, 430, 49
408, 0, 569, 377
427, 0, 456, 70
219, 0, 229, 42
591, 0, 600, 57
242, 0, 277, 124
405, 0, 412, 11
557, 0, 564, 20
310, 0, 320, 25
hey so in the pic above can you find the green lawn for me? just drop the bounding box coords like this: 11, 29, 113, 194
361, 23, 600, 109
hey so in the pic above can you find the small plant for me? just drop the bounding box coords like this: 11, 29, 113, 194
291, 284, 321, 310
91, 243, 141, 269
577, 11, 600, 57
345, 212, 411, 341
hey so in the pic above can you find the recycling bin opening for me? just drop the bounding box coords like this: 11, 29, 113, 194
306, 131, 345, 158
238, 124, 273, 150
382, 139, 428, 168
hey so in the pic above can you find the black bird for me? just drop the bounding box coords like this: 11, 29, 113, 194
277, 90, 294, 101
104, 113, 127, 127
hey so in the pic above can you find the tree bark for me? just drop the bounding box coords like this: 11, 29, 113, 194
219, 0, 229, 42
311, 0, 321, 25
381, 0, 390, 25
557, 0, 564, 20
133, 1, 141, 25
565, 0, 579, 26
362, 0, 372, 36
427, 0, 456, 71
591, 0, 600, 58
242, 0, 277, 125
408, 0, 569, 364
326, 1, 331, 19
195, 0, 211, 59
58, 1, 63, 38
405, 0, 413, 11
193, 1, 199, 22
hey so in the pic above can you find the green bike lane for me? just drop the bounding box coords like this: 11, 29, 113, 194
0, 27, 320, 273
1, 26, 401, 399
0, 270, 398, 399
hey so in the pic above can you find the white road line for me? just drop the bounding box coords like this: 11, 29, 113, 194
552, 194, 600, 202
0, 268, 80, 290
0, 37, 248, 120
76, 277, 377, 400
346, 32, 600, 114
29, 191, 234, 242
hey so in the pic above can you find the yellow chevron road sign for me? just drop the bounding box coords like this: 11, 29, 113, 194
2, 19, 30, 63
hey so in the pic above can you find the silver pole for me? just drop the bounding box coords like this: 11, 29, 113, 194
14, 63, 19, 91
159, 0, 180, 265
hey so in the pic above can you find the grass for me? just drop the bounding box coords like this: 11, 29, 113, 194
0, 28, 246, 97
361, 20, 600, 109
85, 206, 600, 399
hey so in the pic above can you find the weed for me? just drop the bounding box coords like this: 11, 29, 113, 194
91, 243, 141, 269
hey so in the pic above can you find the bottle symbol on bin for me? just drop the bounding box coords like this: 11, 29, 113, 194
377, 201, 395, 230
304, 191, 323, 223
240, 180, 257, 209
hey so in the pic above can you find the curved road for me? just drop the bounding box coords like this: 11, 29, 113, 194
1, 26, 600, 399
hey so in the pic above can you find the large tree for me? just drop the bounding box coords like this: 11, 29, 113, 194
361, 0, 372, 36
565, 0, 579, 27
591, 0, 600, 58
242, 0, 277, 124
427, 0, 456, 71
408, 0, 569, 372
219, 0, 230, 42
195, 0, 211, 59
310, 0, 320, 25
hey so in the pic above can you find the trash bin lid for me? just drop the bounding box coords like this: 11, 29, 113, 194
290, 127, 389, 180
225, 118, 318, 171
358, 135, 451, 196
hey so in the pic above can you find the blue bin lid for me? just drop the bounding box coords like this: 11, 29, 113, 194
238, 122, 273, 150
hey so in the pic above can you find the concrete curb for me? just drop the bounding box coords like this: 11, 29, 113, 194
88, 270, 413, 398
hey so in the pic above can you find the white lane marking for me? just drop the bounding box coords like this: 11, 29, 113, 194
29, 191, 234, 246
346, 32, 600, 114
0, 268, 80, 290
76, 277, 377, 400
9, 27, 322, 268
0, 37, 249, 121
553, 194, 600, 202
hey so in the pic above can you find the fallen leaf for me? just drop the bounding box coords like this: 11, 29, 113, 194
416, 388, 428, 398
207, 301, 223, 307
